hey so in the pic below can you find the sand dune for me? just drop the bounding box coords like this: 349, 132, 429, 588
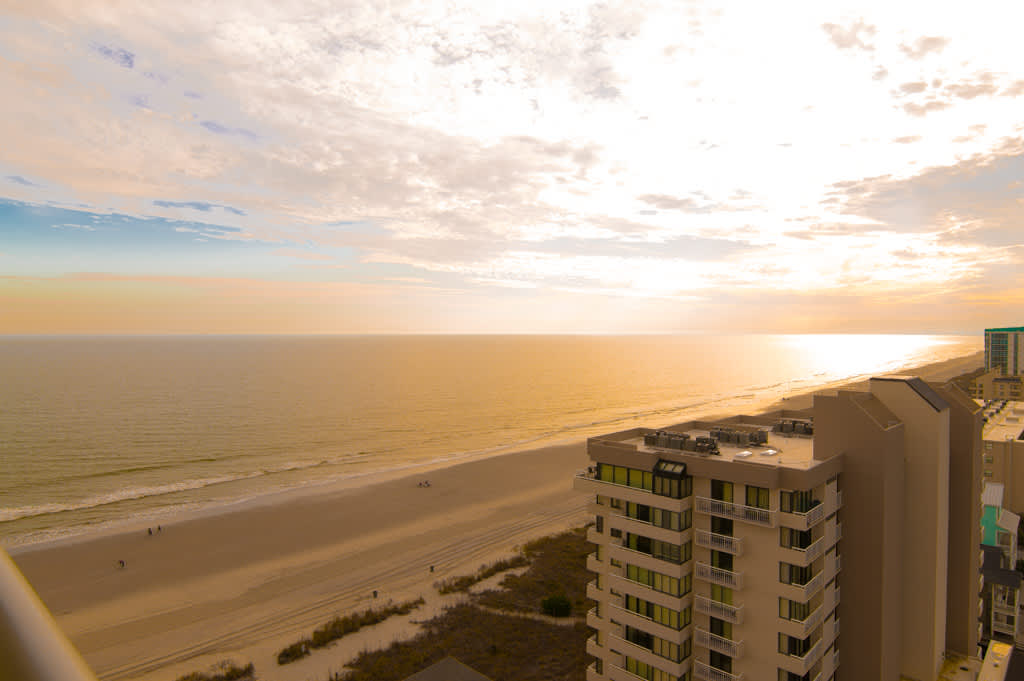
11, 350, 983, 681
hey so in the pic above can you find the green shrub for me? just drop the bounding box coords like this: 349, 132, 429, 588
541, 594, 571, 617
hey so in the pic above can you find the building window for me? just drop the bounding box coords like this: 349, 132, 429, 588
598, 464, 653, 491
711, 480, 734, 503
780, 562, 814, 586
624, 626, 690, 663
709, 616, 733, 640
711, 584, 733, 605
746, 485, 770, 509
711, 550, 734, 571
626, 534, 690, 564
780, 527, 813, 550
626, 563, 692, 597
709, 651, 733, 673
779, 633, 812, 657
654, 473, 692, 499
779, 597, 812, 622
985, 455, 994, 463
711, 516, 734, 536
780, 490, 815, 513
985, 471, 994, 478
610, 528, 622, 538
624, 595, 690, 630
596, 516, 604, 533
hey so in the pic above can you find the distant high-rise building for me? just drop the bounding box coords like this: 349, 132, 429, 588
576, 376, 982, 681
985, 327, 1024, 377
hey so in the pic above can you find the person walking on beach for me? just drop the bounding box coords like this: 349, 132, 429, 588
117, 559, 125, 569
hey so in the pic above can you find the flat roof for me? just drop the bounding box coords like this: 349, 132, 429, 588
624, 427, 817, 470
982, 400, 1024, 442
987, 327, 1024, 333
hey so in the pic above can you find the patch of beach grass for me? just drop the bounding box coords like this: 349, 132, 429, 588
174, 660, 254, 681
474, 526, 591, 615
277, 597, 425, 665
328, 603, 589, 681
434, 554, 530, 595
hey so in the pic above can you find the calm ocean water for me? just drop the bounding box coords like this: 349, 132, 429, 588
0, 334, 980, 547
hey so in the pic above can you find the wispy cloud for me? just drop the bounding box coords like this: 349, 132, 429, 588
899, 36, 950, 60
821, 19, 876, 51
6, 175, 37, 186
91, 43, 135, 69
153, 200, 246, 216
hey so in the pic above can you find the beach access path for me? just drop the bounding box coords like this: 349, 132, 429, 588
11, 350, 983, 681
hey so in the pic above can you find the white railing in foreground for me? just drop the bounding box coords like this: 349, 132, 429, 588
0, 547, 99, 681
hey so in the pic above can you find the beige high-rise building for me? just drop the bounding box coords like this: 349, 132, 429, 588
576, 376, 982, 681
980, 400, 1024, 513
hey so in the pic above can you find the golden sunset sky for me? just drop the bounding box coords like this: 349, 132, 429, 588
1, 1, 1022, 333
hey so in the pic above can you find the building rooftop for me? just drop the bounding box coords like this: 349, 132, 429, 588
982, 400, 1024, 442
987, 327, 1024, 333
618, 425, 818, 470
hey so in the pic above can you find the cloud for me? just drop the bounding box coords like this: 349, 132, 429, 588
821, 20, 876, 51
903, 100, 951, 117
892, 135, 921, 144
944, 72, 999, 100
153, 200, 246, 216
899, 36, 950, 60
899, 82, 928, 95
872, 66, 888, 81
826, 138, 1024, 246
91, 43, 135, 69
5, 175, 36, 186
1004, 81, 1024, 97
271, 248, 333, 261
200, 121, 259, 140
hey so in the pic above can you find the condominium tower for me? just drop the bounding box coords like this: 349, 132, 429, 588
985, 327, 1024, 377
576, 377, 982, 681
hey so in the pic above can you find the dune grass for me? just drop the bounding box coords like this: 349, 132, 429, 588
434, 554, 530, 595
277, 597, 425, 665
328, 603, 589, 681
330, 525, 594, 681
474, 526, 592, 615
174, 661, 254, 681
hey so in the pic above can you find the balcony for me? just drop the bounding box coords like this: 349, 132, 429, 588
695, 497, 774, 527
791, 601, 826, 637
587, 661, 602, 681
695, 530, 744, 555
608, 543, 690, 580
608, 634, 692, 678
574, 472, 692, 512
695, 627, 745, 658
587, 580, 603, 601
784, 536, 825, 566
587, 634, 602, 658
779, 639, 823, 677
609, 513, 692, 545
695, 595, 744, 624
587, 607, 601, 629
695, 562, 744, 589
782, 570, 824, 601
587, 552, 604, 574
779, 501, 825, 531
609, 603, 691, 642
694, 660, 744, 681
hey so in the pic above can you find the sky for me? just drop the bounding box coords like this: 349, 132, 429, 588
1, 0, 1022, 334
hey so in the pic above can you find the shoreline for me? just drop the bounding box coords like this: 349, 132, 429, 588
6, 349, 984, 556
9, 349, 983, 681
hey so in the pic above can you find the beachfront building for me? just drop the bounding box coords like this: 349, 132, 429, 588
986, 327, 1024, 377
971, 372, 1024, 401
980, 401, 1024, 513
979, 483, 1021, 645
576, 376, 983, 681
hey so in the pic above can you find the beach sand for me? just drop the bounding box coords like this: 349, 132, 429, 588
11, 350, 983, 681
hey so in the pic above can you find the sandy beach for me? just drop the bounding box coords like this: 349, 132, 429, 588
10, 350, 983, 681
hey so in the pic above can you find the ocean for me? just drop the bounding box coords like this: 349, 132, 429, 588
0, 334, 981, 548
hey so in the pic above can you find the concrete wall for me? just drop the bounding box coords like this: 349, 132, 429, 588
933, 381, 983, 657
814, 391, 905, 681
869, 378, 950, 681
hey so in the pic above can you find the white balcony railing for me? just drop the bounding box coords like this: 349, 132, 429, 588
695, 627, 745, 658
695, 595, 744, 624
785, 536, 825, 565
695, 530, 744, 555
779, 502, 826, 530
786, 570, 824, 600
695, 562, 744, 589
694, 660, 744, 681
796, 601, 826, 637
695, 497, 774, 527
781, 639, 823, 676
